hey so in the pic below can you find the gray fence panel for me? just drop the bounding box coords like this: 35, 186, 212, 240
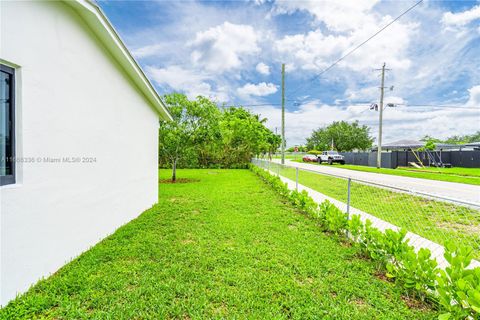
340, 150, 480, 168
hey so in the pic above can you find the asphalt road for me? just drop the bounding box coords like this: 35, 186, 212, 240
272, 159, 480, 205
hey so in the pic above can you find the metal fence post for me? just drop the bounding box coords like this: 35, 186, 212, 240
346, 178, 351, 238
296, 167, 299, 191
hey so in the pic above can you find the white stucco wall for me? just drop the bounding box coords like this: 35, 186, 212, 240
0, 1, 159, 305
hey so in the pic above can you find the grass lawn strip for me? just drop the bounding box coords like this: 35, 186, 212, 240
1, 169, 436, 319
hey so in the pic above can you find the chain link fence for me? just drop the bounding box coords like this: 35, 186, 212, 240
252, 159, 480, 266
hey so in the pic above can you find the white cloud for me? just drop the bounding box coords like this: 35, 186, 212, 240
466, 85, 480, 107
146, 65, 228, 101
274, 0, 380, 32
274, 14, 416, 73
237, 82, 278, 97
256, 62, 270, 75
442, 5, 480, 27
190, 22, 260, 73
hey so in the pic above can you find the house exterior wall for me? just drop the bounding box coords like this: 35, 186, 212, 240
0, 1, 159, 305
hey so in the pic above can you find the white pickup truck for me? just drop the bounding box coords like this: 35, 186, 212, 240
318, 151, 345, 165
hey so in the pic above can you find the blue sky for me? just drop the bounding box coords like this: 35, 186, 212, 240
99, 0, 480, 146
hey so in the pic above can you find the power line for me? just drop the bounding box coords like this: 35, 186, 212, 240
230, 102, 370, 108
220, 103, 282, 107
398, 104, 479, 109
222, 102, 478, 110
286, 0, 424, 99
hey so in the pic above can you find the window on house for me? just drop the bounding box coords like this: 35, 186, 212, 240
1, 64, 15, 186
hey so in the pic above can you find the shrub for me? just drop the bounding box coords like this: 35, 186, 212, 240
288, 190, 319, 218
358, 220, 386, 263
383, 229, 411, 259
436, 242, 480, 320
387, 248, 438, 301
347, 214, 363, 242
322, 201, 348, 234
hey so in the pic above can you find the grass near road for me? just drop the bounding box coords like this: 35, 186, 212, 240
276, 165, 480, 259
400, 166, 480, 177
1, 169, 436, 319
291, 159, 480, 185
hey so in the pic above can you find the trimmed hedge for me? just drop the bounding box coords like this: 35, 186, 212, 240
249, 164, 480, 320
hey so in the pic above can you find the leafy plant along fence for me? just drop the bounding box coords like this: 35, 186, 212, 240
252, 159, 480, 263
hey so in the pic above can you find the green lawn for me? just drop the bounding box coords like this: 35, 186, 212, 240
291, 160, 480, 185
1, 169, 436, 319
274, 164, 480, 259
398, 166, 480, 177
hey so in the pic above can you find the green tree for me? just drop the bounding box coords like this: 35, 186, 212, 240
420, 131, 480, 145
159, 94, 219, 181
444, 131, 480, 144
306, 121, 373, 152
264, 129, 281, 160
219, 107, 274, 166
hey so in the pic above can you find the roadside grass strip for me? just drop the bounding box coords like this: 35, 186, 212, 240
0, 169, 437, 319
276, 166, 480, 260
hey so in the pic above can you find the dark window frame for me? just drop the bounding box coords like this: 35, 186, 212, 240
1, 64, 15, 186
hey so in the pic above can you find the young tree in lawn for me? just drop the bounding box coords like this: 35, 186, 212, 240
191, 97, 222, 167
159, 93, 220, 181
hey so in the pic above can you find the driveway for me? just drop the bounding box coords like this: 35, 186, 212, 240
272, 159, 480, 205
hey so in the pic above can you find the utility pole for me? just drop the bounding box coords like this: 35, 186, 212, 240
376, 62, 388, 169
281, 63, 285, 165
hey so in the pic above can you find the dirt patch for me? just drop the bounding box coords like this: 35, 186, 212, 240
212, 302, 228, 316
180, 239, 195, 245
401, 295, 433, 311
126, 284, 137, 292
295, 277, 314, 286
339, 239, 353, 247
159, 178, 200, 184
437, 221, 480, 234
353, 252, 371, 261
374, 270, 391, 283
351, 297, 369, 309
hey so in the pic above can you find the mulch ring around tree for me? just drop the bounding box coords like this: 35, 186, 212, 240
159, 178, 200, 184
